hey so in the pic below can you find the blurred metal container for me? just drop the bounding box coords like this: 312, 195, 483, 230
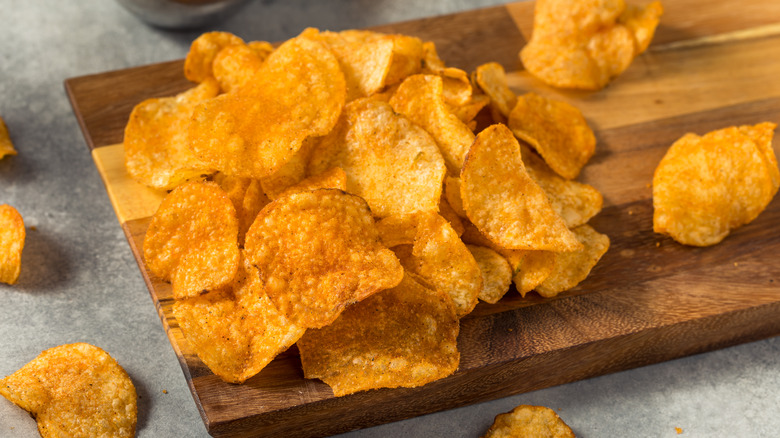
116, 0, 251, 30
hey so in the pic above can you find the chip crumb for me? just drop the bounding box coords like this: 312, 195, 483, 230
733, 262, 738, 267
655, 241, 660, 247
628, 210, 634, 215
675, 426, 683, 434
162, 389, 168, 394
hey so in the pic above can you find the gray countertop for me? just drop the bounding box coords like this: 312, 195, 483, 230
1, 1, 778, 437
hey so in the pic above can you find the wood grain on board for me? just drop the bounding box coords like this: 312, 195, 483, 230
66, 1, 780, 437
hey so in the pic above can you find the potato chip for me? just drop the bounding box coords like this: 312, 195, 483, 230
297, 272, 459, 396
248, 40, 274, 58
244, 189, 403, 329
384, 35, 425, 86
212, 43, 265, 93
315, 30, 395, 101
520, 144, 603, 228
448, 93, 491, 125
653, 123, 778, 246
308, 98, 447, 218
0, 204, 25, 285
376, 214, 420, 248
461, 124, 581, 252
475, 62, 517, 119
421, 41, 473, 107
188, 30, 346, 179
124, 79, 219, 190
389, 74, 475, 174
184, 31, 245, 83
278, 166, 347, 199
0, 116, 17, 159
393, 211, 482, 317
444, 176, 467, 218
508, 92, 596, 180
482, 404, 574, 438
466, 245, 512, 304
519, 0, 662, 90
259, 137, 316, 200
174, 259, 304, 383
238, 180, 270, 245
536, 224, 610, 297
438, 194, 465, 237
0, 343, 137, 438
143, 181, 240, 299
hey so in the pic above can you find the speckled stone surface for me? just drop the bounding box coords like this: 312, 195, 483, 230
0, 1, 778, 437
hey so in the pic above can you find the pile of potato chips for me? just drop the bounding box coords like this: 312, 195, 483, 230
128, 26, 609, 394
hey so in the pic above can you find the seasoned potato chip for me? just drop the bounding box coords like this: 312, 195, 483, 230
513, 250, 557, 297
444, 176, 467, 218
244, 189, 403, 329
376, 214, 420, 248
247, 40, 274, 58
184, 31, 245, 83
143, 181, 240, 299
521, 144, 603, 228
212, 43, 265, 93
467, 245, 512, 304
188, 30, 346, 179
174, 259, 304, 383
124, 79, 219, 190
508, 92, 596, 180
308, 98, 446, 218
394, 212, 482, 317
0, 116, 17, 159
519, 0, 662, 90
390, 74, 475, 174
297, 273, 459, 396
482, 404, 574, 438
438, 194, 465, 237
448, 93, 491, 125
461, 124, 581, 252
0, 343, 137, 438
653, 123, 778, 246
212, 173, 267, 246
384, 35, 425, 86
278, 166, 347, 199
421, 41, 473, 107
0, 204, 25, 285
260, 137, 316, 200
537, 224, 610, 297
475, 62, 517, 119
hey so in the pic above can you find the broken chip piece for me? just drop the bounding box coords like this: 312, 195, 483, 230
0, 343, 137, 438
297, 272, 459, 396
653, 122, 778, 246
0, 204, 25, 285
482, 404, 575, 438
0, 116, 17, 159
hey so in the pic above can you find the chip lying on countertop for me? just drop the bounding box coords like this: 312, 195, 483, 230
131, 26, 610, 393
482, 404, 575, 438
0, 204, 25, 285
0, 116, 17, 160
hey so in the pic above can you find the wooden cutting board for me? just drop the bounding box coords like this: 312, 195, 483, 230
65, 1, 780, 437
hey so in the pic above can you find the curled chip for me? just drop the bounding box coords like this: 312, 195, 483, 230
308, 98, 446, 218
297, 273, 459, 397
653, 123, 778, 246
519, 0, 663, 90
184, 31, 245, 83
244, 189, 403, 329
390, 74, 475, 174
482, 404, 574, 438
0, 116, 17, 159
143, 181, 240, 299
212, 43, 266, 93
508, 92, 596, 180
394, 212, 482, 317
520, 144, 603, 228
536, 224, 610, 297
466, 245, 512, 304
188, 29, 346, 179
124, 79, 219, 190
0, 343, 137, 438
474, 62, 517, 119
0, 204, 25, 285
461, 123, 581, 252
174, 259, 304, 383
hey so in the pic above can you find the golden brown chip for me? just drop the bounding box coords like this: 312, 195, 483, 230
475, 62, 518, 119
0, 204, 25, 285
247, 40, 274, 58
448, 93, 491, 125
297, 272, 459, 396
421, 41, 473, 107
308, 98, 447, 218
394, 211, 482, 317
508, 92, 596, 180
0, 116, 17, 159
384, 35, 425, 86
212, 43, 265, 93
482, 404, 574, 438
444, 176, 467, 218
238, 180, 270, 245
124, 79, 219, 190
0, 343, 137, 438
536, 224, 610, 297
520, 144, 603, 228
389, 74, 475, 174
619, 1, 664, 53
244, 189, 403, 329
278, 166, 347, 199
653, 123, 778, 246
188, 30, 346, 179
259, 136, 316, 200
461, 124, 581, 252
174, 259, 304, 383
466, 245, 513, 304
184, 31, 245, 83
143, 181, 240, 299
375, 214, 420, 248
513, 250, 557, 297
438, 194, 465, 237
